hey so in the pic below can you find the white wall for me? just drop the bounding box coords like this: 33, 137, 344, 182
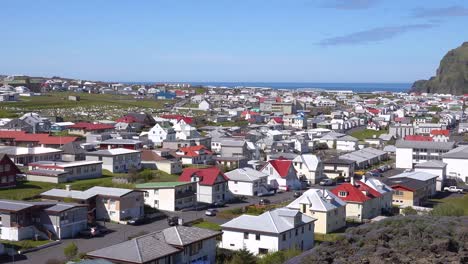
443, 158, 468, 183
396, 148, 413, 169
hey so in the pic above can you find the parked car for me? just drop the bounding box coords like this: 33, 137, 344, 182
259, 199, 271, 205
127, 217, 148, 226
79, 227, 100, 238
214, 200, 226, 207
205, 209, 218, 216
319, 179, 334, 186
293, 191, 302, 198
167, 216, 179, 226
443, 186, 464, 193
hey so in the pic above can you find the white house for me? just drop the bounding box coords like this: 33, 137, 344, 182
395, 140, 455, 169
85, 148, 141, 173
442, 145, 468, 183
174, 120, 200, 140
335, 135, 358, 152
148, 123, 176, 146
136, 181, 196, 211
220, 208, 316, 255
287, 189, 346, 234
225, 168, 269, 196
292, 154, 323, 184
414, 160, 447, 191
198, 100, 211, 111
261, 159, 301, 191
179, 167, 229, 204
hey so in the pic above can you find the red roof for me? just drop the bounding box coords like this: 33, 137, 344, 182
179, 167, 228, 186
331, 181, 381, 203
177, 145, 212, 157
115, 116, 138, 123
160, 114, 193, 124
175, 90, 186, 96
366, 108, 380, 115
404, 135, 433, 142
0, 131, 77, 145
430, 129, 450, 136
241, 110, 259, 116
69, 122, 114, 131
268, 159, 293, 178
271, 117, 283, 124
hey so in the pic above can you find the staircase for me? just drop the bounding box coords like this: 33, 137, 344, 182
32, 223, 57, 240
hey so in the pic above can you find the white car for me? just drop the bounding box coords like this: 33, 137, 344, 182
443, 186, 463, 193
205, 209, 218, 216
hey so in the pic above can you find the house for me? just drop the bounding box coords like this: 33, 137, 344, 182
261, 159, 301, 191
98, 139, 143, 150
0, 131, 77, 148
179, 167, 229, 204
85, 148, 141, 173
136, 182, 196, 211
26, 160, 103, 183
0, 154, 20, 188
0, 199, 87, 241
61, 142, 86, 162
0, 146, 63, 166
339, 147, 388, 169
430, 129, 450, 142
360, 176, 394, 214
147, 123, 176, 146
175, 145, 213, 165
140, 149, 182, 174
414, 160, 447, 191
322, 158, 355, 179
220, 208, 316, 254
225, 168, 270, 196
331, 178, 383, 222
68, 122, 115, 136
395, 140, 455, 169
442, 145, 468, 183
198, 100, 211, 110
173, 120, 200, 140
335, 135, 358, 151
287, 189, 346, 234
87, 226, 221, 264
292, 154, 324, 184
41, 186, 144, 223
385, 172, 438, 207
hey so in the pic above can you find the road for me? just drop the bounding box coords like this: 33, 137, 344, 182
9, 191, 299, 264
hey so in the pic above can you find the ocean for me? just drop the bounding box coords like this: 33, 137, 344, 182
126, 82, 411, 93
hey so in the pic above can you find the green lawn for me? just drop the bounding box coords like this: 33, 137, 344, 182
0, 181, 58, 200
0, 239, 51, 250
430, 194, 468, 216
351, 129, 388, 141
314, 233, 344, 243
218, 202, 291, 219
193, 220, 222, 231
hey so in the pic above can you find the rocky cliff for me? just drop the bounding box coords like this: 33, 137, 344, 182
411, 42, 468, 95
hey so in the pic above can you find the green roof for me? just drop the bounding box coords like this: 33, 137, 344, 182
135, 182, 188, 188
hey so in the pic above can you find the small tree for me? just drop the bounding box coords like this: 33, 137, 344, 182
228, 248, 257, 264
63, 242, 78, 260
402, 206, 418, 216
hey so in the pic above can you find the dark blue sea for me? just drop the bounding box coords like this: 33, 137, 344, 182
125, 82, 411, 93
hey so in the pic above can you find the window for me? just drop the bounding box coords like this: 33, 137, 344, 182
308, 224, 311, 231
282, 233, 286, 241
259, 248, 269, 255
295, 228, 298, 236
301, 226, 304, 234
338, 191, 347, 197
4, 165, 10, 172
395, 190, 404, 196
244, 232, 249, 239
144, 192, 149, 197
255, 234, 260, 240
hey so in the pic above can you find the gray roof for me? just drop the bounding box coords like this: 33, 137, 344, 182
390, 171, 439, 181
225, 167, 268, 182
45, 203, 86, 213
442, 145, 468, 159
61, 142, 86, 155
221, 208, 316, 234
0, 199, 35, 212
87, 226, 221, 263
414, 160, 447, 169
287, 189, 346, 212
395, 140, 455, 150
336, 135, 358, 142
41, 186, 136, 200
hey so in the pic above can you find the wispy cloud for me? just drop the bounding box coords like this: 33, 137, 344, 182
319, 24, 435, 46
412, 6, 468, 18
321, 0, 380, 10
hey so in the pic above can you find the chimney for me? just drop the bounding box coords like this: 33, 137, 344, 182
350, 176, 355, 186
65, 184, 71, 191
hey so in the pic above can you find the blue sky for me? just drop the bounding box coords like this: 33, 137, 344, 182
1, 0, 467, 82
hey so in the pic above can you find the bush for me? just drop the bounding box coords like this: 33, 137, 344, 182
257, 249, 302, 264
430, 203, 464, 217
227, 248, 257, 264
402, 206, 418, 216
139, 169, 154, 182
63, 242, 78, 260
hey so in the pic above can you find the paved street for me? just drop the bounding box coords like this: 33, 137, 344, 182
9, 191, 298, 264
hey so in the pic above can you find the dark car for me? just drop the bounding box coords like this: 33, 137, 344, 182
214, 200, 226, 207
167, 216, 179, 226
293, 191, 302, 198
127, 217, 148, 226
259, 199, 271, 205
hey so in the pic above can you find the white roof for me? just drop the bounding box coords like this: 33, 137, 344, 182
41, 186, 136, 200
221, 208, 315, 234
287, 189, 346, 212
361, 177, 393, 194
292, 154, 321, 171
30, 160, 102, 168
0, 146, 62, 155
225, 167, 268, 182
390, 171, 439, 181
86, 148, 140, 156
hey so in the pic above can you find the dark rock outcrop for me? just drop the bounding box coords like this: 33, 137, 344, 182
411, 42, 468, 95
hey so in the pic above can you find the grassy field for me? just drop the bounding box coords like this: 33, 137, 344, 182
351, 129, 388, 140
0, 239, 51, 250
430, 194, 468, 216
1, 92, 171, 111
193, 220, 222, 231
217, 202, 291, 219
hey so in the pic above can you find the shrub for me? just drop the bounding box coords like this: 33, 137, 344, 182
63, 242, 78, 260
430, 203, 464, 217
227, 248, 257, 264
402, 206, 418, 216
139, 169, 154, 182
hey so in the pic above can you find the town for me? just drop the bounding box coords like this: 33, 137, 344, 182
0, 75, 466, 264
